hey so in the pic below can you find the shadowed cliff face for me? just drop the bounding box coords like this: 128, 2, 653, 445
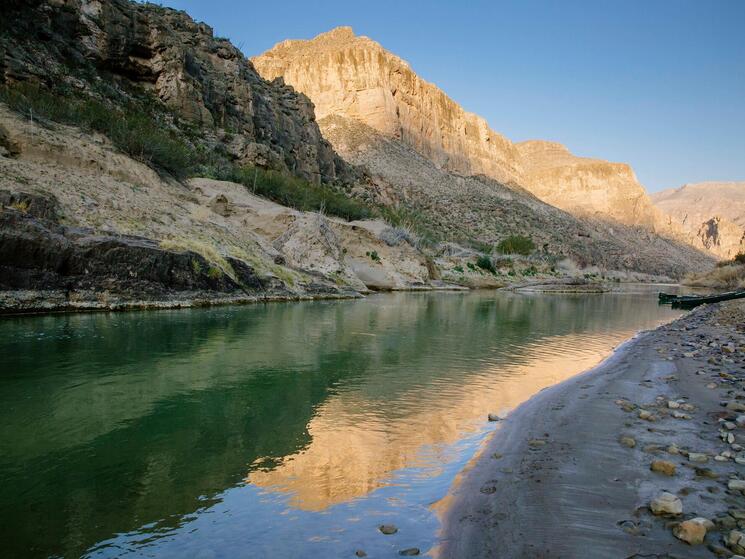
0, 0, 356, 185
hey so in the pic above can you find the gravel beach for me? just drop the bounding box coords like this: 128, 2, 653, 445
438, 300, 745, 558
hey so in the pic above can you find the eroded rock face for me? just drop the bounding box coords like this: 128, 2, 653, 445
516, 140, 662, 228
1, 0, 355, 185
252, 27, 524, 185
652, 182, 745, 259
252, 27, 673, 231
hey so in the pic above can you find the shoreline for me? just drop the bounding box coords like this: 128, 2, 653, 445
437, 300, 745, 558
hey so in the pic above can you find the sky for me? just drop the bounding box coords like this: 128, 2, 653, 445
152, 0, 745, 192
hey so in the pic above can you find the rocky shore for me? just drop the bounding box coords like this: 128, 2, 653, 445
438, 300, 745, 558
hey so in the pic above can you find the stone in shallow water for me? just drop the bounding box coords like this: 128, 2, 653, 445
728, 480, 745, 491
620, 436, 636, 448
399, 548, 420, 556
487, 413, 502, 422
650, 459, 676, 476
688, 452, 709, 463
673, 518, 708, 545
650, 491, 682, 516
379, 524, 398, 535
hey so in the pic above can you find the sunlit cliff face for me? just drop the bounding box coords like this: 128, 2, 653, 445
247, 332, 617, 510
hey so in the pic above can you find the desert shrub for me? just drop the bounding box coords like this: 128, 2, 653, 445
476, 255, 496, 274
379, 226, 417, 247
496, 235, 535, 256
453, 265, 464, 273
214, 165, 373, 222
207, 266, 222, 279
366, 250, 381, 262
467, 262, 477, 271
683, 264, 745, 289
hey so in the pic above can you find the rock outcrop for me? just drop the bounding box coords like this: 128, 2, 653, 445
516, 140, 662, 227
253, 27, 524, 185
254, 29, 713, 277
252, 27, 671, 230
652, 182, 745, 259
1, 0, 356, 185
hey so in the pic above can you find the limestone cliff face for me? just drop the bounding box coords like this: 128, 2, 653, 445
516, 140, 661, 227
252, 27, 524, 185
1, 0, 355, 185
253, 27, 671, 230
652, 182, 745, 259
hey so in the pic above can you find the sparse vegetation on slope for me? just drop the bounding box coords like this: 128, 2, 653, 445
497, 235, 535, 256
0, 83, 196, 178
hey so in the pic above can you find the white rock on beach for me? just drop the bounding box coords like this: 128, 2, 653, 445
650, 492, 683, 515
729, 480, 745, 491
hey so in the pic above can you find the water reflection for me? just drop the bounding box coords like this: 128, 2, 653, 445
0, 290, 680, 558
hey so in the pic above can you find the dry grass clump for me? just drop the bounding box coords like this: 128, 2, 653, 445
684, 263, 745, 290
159, 237, 235, 280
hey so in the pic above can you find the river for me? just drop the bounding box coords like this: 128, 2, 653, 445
0, 289, 681, 558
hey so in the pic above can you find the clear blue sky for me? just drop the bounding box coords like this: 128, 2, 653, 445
153, 0, 744, 192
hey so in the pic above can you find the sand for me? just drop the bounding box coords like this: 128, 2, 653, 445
438, 300, 745, 558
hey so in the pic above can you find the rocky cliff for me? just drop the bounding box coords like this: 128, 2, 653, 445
1, 0, 356, 185
254, 27, 712, 276
252, 27, 668, 229
516, 140, 662, 227
652, 182, 745, 259
253, 27, 524, 185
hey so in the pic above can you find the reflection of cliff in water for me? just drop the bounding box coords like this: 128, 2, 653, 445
0, 292, 678, 558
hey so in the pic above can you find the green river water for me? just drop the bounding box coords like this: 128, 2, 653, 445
0, 289, 681, 558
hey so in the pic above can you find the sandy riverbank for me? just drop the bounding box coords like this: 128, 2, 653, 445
437, 300, 745, 558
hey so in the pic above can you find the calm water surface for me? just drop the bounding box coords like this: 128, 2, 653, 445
0, 289, 681, 558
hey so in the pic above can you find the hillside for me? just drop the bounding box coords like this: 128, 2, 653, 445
0, 3, 717, 313
652, 182, 745, 259
253, 27, 712, 275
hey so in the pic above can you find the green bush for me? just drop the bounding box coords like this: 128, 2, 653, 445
476, 255, 496, 274
365, 250, 381, 262
453, 265, 464, 273
496, 235, 535, 255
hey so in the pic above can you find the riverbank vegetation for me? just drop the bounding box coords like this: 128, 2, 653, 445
684, 253, 745, 289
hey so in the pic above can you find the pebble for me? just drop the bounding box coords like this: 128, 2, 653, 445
487, 413, 502, 422
729, 480, 745, 491
619, 436, 636, 448
379, 524, 398, 535
650, 491, 683, 516
667, 400, 681, 409
672, 411, 691, 419
399, 549, 420, 556
688, 453, 709, 463
355, 551, 367, 558
528, 439, 547, 448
